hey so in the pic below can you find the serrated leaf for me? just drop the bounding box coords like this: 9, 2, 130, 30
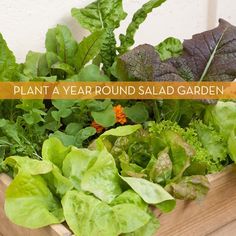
71, 0, 127, 32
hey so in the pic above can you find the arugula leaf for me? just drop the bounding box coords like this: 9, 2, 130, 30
71, 0, 127, 32
5, 173, 64, 228
156, 37, 183, 61
119, 0, 167, 53
62, 191, 119, 236
0, 33, 17, 81
74, 30, 105, 72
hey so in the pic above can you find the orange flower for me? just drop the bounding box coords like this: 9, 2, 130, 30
91, 120, 104, 133
114, 105, 127, 125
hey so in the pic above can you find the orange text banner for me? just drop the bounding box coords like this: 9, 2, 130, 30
0, 81, 235, 99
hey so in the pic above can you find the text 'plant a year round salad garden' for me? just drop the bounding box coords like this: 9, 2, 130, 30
1, 0, 236, 236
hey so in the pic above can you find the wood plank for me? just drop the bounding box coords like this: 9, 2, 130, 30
156, 165, 236, 236
207, 219, 236, 236
0, 173, 72, 236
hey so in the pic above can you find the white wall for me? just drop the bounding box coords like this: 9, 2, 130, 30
0, 0, 234, 62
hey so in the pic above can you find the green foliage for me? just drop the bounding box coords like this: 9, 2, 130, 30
156, 37, 183, 61
0, 33, 17, 81
4, 134, 171, 235
119, 0, 167, 53
71, 0, 127, 32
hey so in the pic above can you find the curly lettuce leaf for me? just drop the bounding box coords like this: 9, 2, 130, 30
5, 173, 64, 228
119, 0, 167, 53
71, 0, 127, 32
156, 37, 183, 61
204, 101, 236, 140
190, 121, 227, 164
228, 127, 236, 163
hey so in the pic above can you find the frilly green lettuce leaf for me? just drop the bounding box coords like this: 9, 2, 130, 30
156, 37, 183, 61
204, 101, 236, 140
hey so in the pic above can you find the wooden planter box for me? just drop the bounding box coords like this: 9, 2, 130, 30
1, 165, 236, 236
